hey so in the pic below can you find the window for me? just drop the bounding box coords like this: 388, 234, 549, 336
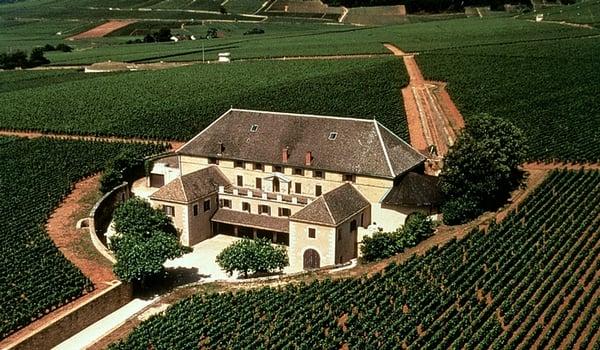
278, 208, 291, 217
250, 124, 259, 132
308, 228, 316, 239
237, 175, 243, 187
220, 199, 232, 208
254, 163, 263, 171
337, 229, 342, 241
344, 174, 356, 183
315, 185, 322, 196
208, 157, 219, 164
203, 199, 211, 212
234, 160, 244, 168
193, 204, 198, 216
350, 219, 357, 232
328, 132, 338, 140
242, 202, 251, 213
295, 182, 302, 194
313, 170, 323, 178
294, 168, 304, 176
273, 165, 283, 173
256, 178, 262, 190
258, 205, 271, 215
163, 205, 175, 216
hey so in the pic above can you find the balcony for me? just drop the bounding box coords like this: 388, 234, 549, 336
218, 185, 312, 206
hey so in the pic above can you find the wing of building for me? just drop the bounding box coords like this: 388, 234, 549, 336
142, 109, 441, 271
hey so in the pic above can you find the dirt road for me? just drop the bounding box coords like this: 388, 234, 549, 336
385, 43, 465, 158
69, 20, 137, 40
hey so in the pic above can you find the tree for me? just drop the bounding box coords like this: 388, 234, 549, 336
143, 33, 156, 43
440, 114, 527, 225
99, 167, 124, 193
55, 43, 73, 52
110, 198, 188, 283
216, 238, 288, 278
28, 47, 50, 67
155, 28, 172, 42
360, 213, 435, 262
0, 50, 29, 69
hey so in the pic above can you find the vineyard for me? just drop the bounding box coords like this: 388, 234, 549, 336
417, 35, 600, 163
110, 170, 600, 349
0, 137, 163, 339
0, 58, 409, 140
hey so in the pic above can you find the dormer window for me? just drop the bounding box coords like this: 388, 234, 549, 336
250, 124, 259, 132
328, 132, 338, 140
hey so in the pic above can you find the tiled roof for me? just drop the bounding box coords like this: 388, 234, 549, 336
212, 209, 289, 233
150, 165, 230, 203
177, 109, 425, 179
290, 183, 370, 226
382, 172, 442, 207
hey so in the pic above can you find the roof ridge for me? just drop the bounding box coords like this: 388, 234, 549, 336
373, 120, 396, 178
376, 121, 426, 160
321, 195, 336, 224
230, 108, 374, 124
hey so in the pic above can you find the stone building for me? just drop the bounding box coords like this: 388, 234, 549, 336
148, 108, 441, 271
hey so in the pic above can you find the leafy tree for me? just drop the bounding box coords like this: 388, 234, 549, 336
0, 50, 29, 69
155, 28, 172, 42
143, 33, 156, 43
43, 44, 56, 51
110, 198, 188, 283
361, 213, 435, 262
216, 238, 288, 278
55, 43, 73, 52
28, 47, 50, 67
99, 167, 124, 193
440, 114, 527, 225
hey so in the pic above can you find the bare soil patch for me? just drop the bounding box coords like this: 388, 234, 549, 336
385, 43, 465, 158
69, 21, 137, 40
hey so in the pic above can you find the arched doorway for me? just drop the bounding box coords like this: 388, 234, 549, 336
303, 249, 320, 270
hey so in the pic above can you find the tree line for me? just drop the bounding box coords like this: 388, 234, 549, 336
322, 0, 531, 12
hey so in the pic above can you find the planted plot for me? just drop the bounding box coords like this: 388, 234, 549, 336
0, 137, 163, 340
110, 170, 600, 349
0, 58, 409, 140
417, 36, 600, 163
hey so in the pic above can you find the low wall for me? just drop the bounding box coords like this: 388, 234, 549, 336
9, 281, 133, 350
89, 182, 130, 246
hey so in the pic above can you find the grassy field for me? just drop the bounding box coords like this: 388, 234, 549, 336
0, 58, 409, 140
0, 137, 163, 340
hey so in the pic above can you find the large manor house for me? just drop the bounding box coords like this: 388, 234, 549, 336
144, 109, 441, 271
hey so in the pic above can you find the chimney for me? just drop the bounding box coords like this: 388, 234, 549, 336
282, 147, 289, 163
305, 151, 312, 166
217, 141, 225, 155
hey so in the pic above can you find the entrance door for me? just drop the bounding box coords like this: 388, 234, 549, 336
150, 174, 165, 187
273, 177, 280, 193
303, 249, 320, 270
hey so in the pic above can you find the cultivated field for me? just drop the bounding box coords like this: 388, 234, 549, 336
110, 170, 600, 349
0, 58, 409, 140
0, 137, 163, 339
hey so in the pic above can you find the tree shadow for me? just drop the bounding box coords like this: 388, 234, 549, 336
134, 267, 209, 299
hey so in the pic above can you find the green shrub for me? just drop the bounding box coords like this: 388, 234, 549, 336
99, 167, 124, 194
361, 214, 435, 262
216, 238, 288, 278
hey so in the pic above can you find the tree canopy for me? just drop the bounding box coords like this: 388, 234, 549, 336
361, 212, 435, 262
216, 238, 288, 278
440, 114, 527, 225
110, 197, 188, 283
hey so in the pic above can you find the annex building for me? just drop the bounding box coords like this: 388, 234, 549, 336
146, 109, 441, 271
